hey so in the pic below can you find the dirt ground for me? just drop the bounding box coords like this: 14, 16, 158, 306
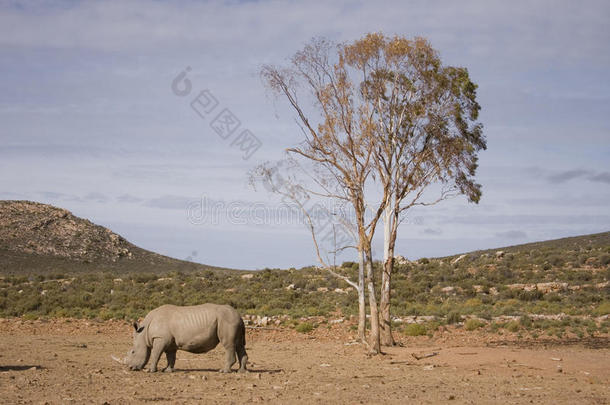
0, 318, 608, 404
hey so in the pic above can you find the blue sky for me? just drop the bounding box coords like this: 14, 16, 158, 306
1, 0, 609, 269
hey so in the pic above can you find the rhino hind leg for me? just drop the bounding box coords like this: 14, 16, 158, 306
220, 345, 236, 373
162, 350, 176, 373
236, 324, 248, 373
236, 344, 247, 373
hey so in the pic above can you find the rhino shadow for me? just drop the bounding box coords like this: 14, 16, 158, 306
175, 368, 283, 374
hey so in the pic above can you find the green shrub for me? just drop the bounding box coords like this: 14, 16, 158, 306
593, 301, 610, 316
586, 325, 598, 336
446, 311, 462, 324
295, 322, 314, 333
464, 298, 483, 310
519, 314, 533, 328
424, 321, 441, 335
551, 327, 565, 338
464, 318, 485, 331
505, 321, 520, 332
544, 293, 562, 303
404, 323, 427, 336
489, 322, 502, 332
547, 255, 565, 267
518, 289, 543, 302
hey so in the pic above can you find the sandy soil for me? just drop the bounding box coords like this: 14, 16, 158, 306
0, 318, 608, 404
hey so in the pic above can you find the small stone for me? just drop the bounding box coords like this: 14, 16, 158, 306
201, 375, 207, 381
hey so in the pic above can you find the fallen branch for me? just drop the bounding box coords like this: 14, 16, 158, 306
411, 351, 439, 360
389, 360, 416, 365
246, 326, 282, 330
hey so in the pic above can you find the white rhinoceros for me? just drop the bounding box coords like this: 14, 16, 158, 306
113, 304, 247, 373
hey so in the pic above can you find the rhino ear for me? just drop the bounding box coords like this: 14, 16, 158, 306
133, 322, 139, 332
137, 326, 145, 333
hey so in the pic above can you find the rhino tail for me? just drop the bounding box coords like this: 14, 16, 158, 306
240, 318, 246, 347
236, 319, 248, 372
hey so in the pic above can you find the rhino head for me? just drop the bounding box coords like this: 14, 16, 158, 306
113, 322, 151, 370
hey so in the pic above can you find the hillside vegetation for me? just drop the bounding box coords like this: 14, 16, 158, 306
0, 200, 608, 338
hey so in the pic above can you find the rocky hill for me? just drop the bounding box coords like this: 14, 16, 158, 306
0, 200, 136, 262
0, 200, 235, 275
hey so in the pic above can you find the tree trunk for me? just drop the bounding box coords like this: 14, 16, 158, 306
380, 252, 395, 346
380, 205, 398, 346
357, 247, 366, 343
364, 243, 380, 354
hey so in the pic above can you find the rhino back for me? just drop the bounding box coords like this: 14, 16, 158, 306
152, 304, 241, 353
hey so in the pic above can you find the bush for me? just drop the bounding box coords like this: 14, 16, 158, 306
505, 321, 520, 332
446, 311, 462, 324
593, 301, 610, 316
424, 321, 441, 335
489, 322, 502, 332
404, 323, 427, 336
464, 298, 483, 310
547, 255, 565, 267
519, 314, 533, 328
518, 289, 543, 302
464, 318, 485, 331
295, 322, 314, 333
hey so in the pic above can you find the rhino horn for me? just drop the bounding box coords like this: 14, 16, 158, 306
111, 354, 125, 365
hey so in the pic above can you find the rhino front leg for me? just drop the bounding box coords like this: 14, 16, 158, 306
146, 339, 165, 373
163, 350, 176, 373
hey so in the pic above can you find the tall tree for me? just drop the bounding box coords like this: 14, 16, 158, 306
259, 37, 388, 352
343, 34, 486, 345
257, 33, 485, 352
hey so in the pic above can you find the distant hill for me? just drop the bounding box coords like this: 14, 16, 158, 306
0, 200, 238, 275
465, 231, 610, 258
437, 231, 610, 271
